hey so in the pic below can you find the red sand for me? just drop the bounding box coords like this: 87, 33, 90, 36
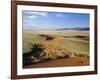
24, 57, 89, 68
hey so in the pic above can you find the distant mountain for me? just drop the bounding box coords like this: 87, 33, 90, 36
56, 27, 89, 31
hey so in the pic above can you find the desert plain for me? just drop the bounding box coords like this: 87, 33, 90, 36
23, 30, 89, 68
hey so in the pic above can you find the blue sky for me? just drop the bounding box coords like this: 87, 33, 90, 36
22, 10, 90, 30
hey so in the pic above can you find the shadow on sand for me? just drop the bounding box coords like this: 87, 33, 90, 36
23, 44, 44, 67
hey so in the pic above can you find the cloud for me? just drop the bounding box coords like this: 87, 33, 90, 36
56, 13, 63, 17
28, 15, 38, 18
29, 11, 48, 17
23, 11, 48, 19
32, 22, 49, 27
23, 19, 33, 23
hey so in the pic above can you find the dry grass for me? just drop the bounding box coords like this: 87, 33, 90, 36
23, 30, 89, 67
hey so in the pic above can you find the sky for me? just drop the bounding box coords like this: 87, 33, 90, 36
22, 10, 90, 30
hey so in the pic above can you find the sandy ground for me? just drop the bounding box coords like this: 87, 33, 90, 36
24, 57, 89, 68
23, 30, 89, 68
